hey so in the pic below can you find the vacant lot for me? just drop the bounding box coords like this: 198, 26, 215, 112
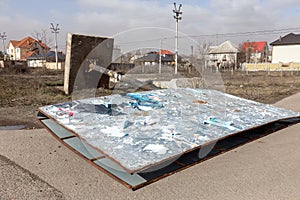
1, 67, 300, 129
222, 70, 300, 104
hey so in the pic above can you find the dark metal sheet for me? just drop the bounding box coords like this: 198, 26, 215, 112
41, 118, 74, 139
93, 158, 147, 187
64, 137, 103, 160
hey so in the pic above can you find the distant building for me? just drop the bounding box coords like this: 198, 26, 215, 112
135, 50, 174, 66
6, 36, 50, 61
270, 33, 300, 63
26, 51, 65, 68
112, 46, 122, 63
208, 40, 239, 69
242, 41, 269, 63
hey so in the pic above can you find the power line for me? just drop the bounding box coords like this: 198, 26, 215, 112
115, 27, 300, 47
117, 37, 172, 46
188, 27, 300, 38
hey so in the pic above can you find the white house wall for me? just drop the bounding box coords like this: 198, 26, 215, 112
209, 53, 237, 66
7, 43, 16, 60
15, 48, 21, 60
27, 60, 44, 67
272, 45, 300, 63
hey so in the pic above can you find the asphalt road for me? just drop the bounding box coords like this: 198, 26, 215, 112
0, 93, 300, 200
0, 154, 64, 200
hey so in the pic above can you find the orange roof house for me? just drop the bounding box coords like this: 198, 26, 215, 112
6, 36, 50, 61
157, 49, 174, 55
242, 41, 268, 53
242, 41, 269, 62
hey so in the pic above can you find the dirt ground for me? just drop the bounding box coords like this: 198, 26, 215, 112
1, 67, 300, 129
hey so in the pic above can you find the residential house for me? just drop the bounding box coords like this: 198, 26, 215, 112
208, 40, 239, 69
112, 46, 122, 63
6, 36, 50, 61
270, 33, 300, 64
27, 51, 65, 68
242, 41, 269, 63
135, 50, 174, 66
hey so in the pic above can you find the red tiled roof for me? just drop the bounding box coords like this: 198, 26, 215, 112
9, 36, 49, 49
21, 51, 35, 60
16, 37, 36, 48
10, 40, 20, 47
242, 41, 267, 52
156, 49, 174, 55
37, 40, 50, 49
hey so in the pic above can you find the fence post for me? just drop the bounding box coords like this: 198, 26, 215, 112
267, 63, 270, 76
278, 63, 282, 76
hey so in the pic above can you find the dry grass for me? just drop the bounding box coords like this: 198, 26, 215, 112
222, 71, 300, 104
1, 67, 300, 129
0, 68, 69, 107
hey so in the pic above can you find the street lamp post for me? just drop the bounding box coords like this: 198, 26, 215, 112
159, 39, 162, 74
0, 32, 7, 60
173, 3, 182, 75
50, 23, 60, 70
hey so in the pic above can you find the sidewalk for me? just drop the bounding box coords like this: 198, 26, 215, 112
0, 94, 299, 200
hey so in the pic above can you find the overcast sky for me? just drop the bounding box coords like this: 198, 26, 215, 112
1, 0, 300, 54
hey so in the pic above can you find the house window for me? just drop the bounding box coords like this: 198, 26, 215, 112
16, 48, 19, 53
222, 55, 227, 61
11, 49, 13, 53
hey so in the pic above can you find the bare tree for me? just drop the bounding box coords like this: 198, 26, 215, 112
197, 41, 212, 59
239, 41, 256, 63
0, 51, 4, 61
31, 29, 52, 66
121, 52, 132, 64
32, 29, 53, 47
197, 41, 212, 70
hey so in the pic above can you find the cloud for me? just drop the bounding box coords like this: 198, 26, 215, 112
267, 0, 300, 8
77, 0, 162, 12
2, 0, 300, 53
1, 15, 45, 38
71, 0, 300, 49
74, 0, 172, 35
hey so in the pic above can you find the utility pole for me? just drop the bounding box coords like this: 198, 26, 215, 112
50, 23, 60, 70
0, 32, 7, 60
173, 2, 182, 75
159, 39, 162, 74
